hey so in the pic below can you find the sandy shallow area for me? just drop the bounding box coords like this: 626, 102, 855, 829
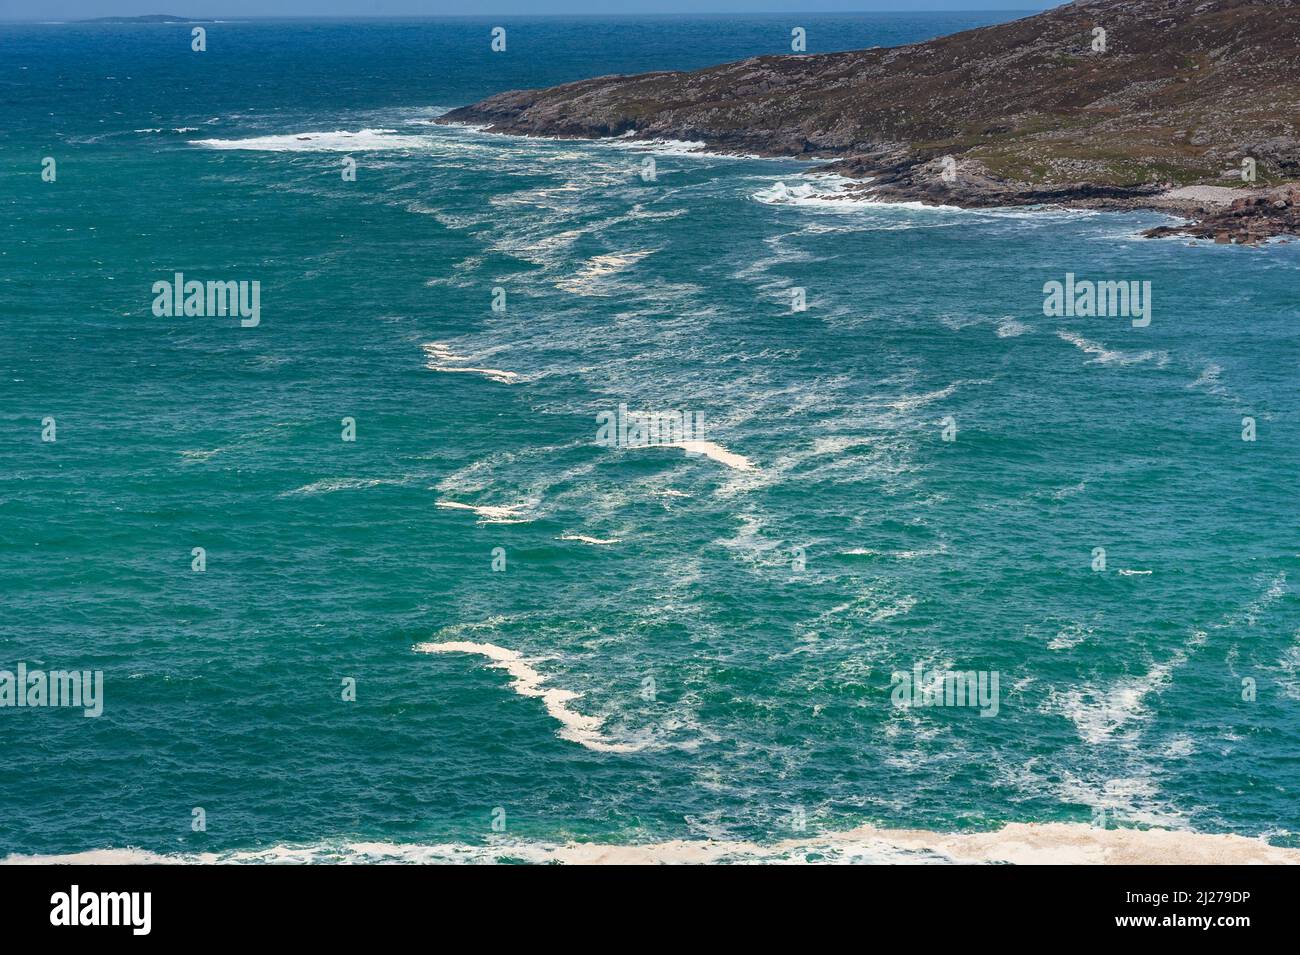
6, 822, 1298, 864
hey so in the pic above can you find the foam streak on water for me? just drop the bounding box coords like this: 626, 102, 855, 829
2, 13, 1298, 863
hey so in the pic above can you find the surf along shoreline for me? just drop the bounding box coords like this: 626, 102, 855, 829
5, 822, 1298, 864
439, 0, 1300, 244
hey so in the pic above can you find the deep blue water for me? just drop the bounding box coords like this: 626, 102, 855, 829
1, 14, 1297, 862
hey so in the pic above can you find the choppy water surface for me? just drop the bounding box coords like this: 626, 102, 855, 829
1, 15, 1297, 861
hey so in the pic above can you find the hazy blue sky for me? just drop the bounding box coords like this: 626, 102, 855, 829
2, 2, 1058, 22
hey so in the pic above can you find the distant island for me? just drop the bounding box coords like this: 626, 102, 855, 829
78, 15, 203, 23
442, 0, 1300, 243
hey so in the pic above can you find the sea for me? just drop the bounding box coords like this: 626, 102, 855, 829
1, 13, 1297, 863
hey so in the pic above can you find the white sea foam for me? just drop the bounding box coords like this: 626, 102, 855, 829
752, 176, 1113, 221
421, 342, 520, 384
751, 174, 860, 207
558, 534, 621, 545
1117, 569, 1153, 576
648, 440, 757, 472
435, 501, 533, 524
179, 447, 224, 462
9, 822, 1294, 865
1057, 634, 1205, 746
414, 641, 645, 753
556, 250, 656, 295
605, 136, 763, 159
427, 366, 521, 383
996, 318, 1031, 338
1189, 361, 1224, 393
857, 196, 967, 212
422, 342, 468, 363
191, 129, 430, 152
842, 545, 945, 560
1234, 572, 1287, 627
610, 137, 708, 155
285, 477, 408, 496
1057, 574, 1286, 747
488, 203, 679, 271
1057, 330, 1168, 367
881, 381, 964, 415
1049, 621, 1092, 651
1051, 480, 1088, 501
805, 586, 918, 632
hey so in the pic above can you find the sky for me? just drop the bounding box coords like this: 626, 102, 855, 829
0, 1, 1058, 22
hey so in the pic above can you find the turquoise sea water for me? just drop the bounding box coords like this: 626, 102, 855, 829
1, 15, 1298, 862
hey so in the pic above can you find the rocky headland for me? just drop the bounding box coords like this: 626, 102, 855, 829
440, 0, 1300, 243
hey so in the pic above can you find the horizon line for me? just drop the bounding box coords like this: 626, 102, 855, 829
0, 8, 1057, 25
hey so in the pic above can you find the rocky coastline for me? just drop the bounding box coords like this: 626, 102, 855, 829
440, 0, 1300, 243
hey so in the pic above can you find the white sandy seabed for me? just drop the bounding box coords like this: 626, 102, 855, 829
4, 823, 1297, 865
